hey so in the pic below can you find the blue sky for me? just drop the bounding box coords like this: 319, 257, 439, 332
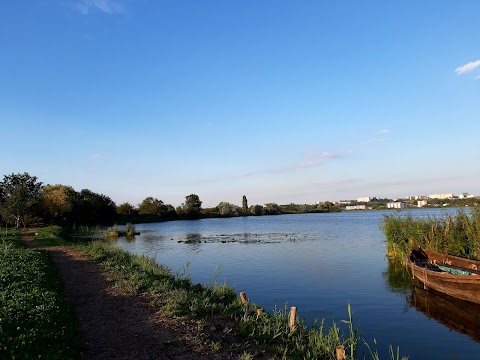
1, 0, 479, 207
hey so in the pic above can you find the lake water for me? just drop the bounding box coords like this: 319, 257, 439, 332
112, 208, 480, 359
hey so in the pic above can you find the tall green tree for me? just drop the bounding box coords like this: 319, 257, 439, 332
138, 197, 165, 215
217, 202, 240, 217
0, 172, 43, 228
242, 195, 248, 213
264, 203, 281, 215
71, 189, 116, 226
41, 184, 75, 224
179, 194, 202, 219
117, 202, 138, 215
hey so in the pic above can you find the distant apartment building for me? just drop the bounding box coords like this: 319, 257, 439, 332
458, 193, 474, 199
387, 202, 407, 209
417, 200, 428, 208
406, 196, 426, 200
429, 193, 454, 200
346, 205, 366, 211
337, 200, 352, 205
357, 197, 372, 203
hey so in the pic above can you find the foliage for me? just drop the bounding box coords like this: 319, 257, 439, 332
382, 208, 480, 261
279, 202, 341, 214
117, 202, 138, 215
217, 202, 240, 217
236, 304, 359, 359
137, 197, 175, 218
264, 203, 281, 215
32, 225, 72, 246
0, 172, 43, 228
178, 194, 202, 219
249, 204, 264, 216
71, 189, 117, 226
125, 222, 136, 237
104, 225, 119, 238
41, 184, 75, 224
0, 233, 80, 358
104, 223, 137, 238
242, 195, 248, 214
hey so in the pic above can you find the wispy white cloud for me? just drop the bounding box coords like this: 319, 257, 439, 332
75, 0, 125, 15
297, 151, 341, 169
455, 60, 480, 75
361, 129, 391, 145
196, 151, 343, 184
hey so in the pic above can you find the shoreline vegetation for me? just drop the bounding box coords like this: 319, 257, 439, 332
382, 207, 480, 262
1, 227, 404, 359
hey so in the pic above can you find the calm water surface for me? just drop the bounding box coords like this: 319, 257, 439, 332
113, 208, 480, 359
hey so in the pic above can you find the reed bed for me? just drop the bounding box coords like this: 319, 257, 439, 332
80, 241, 400, 359
104, 223, 138, 238
382, 207, 480, 261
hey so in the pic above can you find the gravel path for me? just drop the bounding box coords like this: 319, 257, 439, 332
21, 234, 236, 360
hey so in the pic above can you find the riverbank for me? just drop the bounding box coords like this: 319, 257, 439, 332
1, 227, 400, 359
17, 230, 239, 359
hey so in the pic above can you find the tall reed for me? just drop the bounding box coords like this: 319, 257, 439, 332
382, 207, 480, 261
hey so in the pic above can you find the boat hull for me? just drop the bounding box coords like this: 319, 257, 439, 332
409, 249, 480, 305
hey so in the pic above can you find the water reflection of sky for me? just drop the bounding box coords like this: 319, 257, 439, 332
114, 208, 479, 359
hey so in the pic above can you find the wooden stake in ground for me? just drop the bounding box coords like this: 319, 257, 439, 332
289, 306, 297, 332
336, 345, 346, 360
240, 291, 248, 305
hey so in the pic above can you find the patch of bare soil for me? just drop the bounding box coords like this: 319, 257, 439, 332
20, 234, 240, 360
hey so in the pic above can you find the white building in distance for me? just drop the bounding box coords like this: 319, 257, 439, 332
417, 200, 428, 207
387, 202, 407, 209
346, 205, 366, 211
429, 193, 454, 200
357, 197, 372, 203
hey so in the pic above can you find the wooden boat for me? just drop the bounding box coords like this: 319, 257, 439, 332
408, 247, 480, 304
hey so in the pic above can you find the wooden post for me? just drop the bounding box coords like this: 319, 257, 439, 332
289, 306, 297, 331
256, 308, 264, 316
240, 291, 248, 306
336, 345, 346, 360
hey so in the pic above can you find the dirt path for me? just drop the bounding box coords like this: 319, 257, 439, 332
20, 234, 235, 360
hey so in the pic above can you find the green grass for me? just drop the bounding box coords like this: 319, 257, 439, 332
33, 225, 72, 246
80, 240, 401, 359
382, 207, 480, 261
0, 231, 81, 358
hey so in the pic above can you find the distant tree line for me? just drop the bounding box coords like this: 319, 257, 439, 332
0, 172, 340, 228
